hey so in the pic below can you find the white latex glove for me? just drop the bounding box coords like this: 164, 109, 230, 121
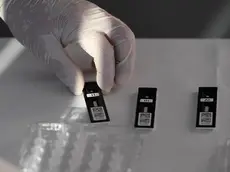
0, 0, 136, 95
0, 158, 19, 172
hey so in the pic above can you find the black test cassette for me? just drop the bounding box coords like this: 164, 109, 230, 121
134, 87, 157, 129
83, 82, 110, 123
196, 87, 218, 129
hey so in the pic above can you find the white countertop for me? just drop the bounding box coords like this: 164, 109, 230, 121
1, 38, 230, 172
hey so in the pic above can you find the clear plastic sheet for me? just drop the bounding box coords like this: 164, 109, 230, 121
60, 107, 90, 124
19, 108, 144, 172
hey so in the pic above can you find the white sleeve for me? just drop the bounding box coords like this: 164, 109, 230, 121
0, 0, 13, 21
0, 0, 4, 20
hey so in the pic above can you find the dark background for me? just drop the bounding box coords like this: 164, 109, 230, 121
0, 0, 228, 38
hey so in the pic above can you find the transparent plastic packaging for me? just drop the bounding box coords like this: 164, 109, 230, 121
19, 108, 144, 172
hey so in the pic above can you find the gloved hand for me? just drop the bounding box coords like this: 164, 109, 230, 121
1, 0, 136, 95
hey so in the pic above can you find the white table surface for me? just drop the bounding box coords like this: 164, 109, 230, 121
1, 38, 230, 172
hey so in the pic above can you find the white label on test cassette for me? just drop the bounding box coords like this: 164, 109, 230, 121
90, 106, 106, 121
87, 93, 100, 98
140, 99, 153, 103
199, 112, 213, 126
200, 98, 214, 102
138, 112, 152, 126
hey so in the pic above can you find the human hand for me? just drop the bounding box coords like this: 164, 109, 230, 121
2, 0, 136, 95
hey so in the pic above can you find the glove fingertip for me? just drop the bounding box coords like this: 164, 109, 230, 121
67, 81, 85, 96
102, 89, 111, 95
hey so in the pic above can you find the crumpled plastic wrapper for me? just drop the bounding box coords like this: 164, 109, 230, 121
60, 107, 90, 124
19, 107, 144, 172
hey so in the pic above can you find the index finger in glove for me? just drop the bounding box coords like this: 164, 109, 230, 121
78, 31, 115, 93
105, 18, 136, 86
78, 14, 136, 87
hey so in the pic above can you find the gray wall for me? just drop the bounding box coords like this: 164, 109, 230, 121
0, 0, 228, 38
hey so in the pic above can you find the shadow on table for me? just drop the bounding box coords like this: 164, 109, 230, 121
188, 92, 199, 133
208, 143, 230, 172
